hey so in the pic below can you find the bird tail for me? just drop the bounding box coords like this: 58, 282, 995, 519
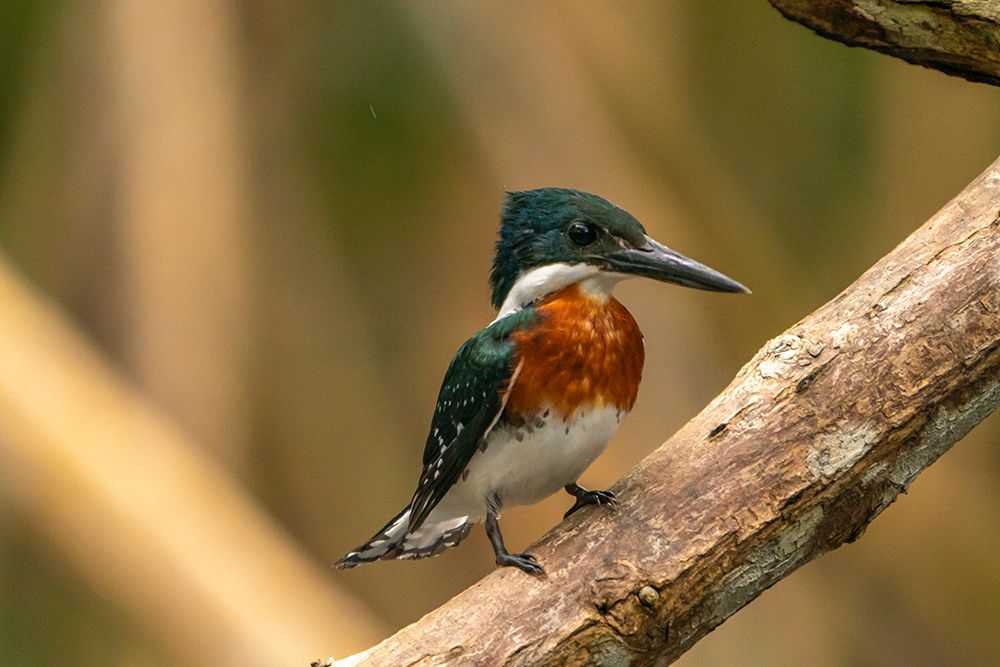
335, 507, 472, 568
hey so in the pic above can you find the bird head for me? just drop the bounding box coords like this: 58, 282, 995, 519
490, 188, 748, 313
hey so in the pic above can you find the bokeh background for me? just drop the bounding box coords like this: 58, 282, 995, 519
0, 2, 998, 665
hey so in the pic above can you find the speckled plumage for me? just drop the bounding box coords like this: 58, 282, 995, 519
338, 284, 641, 568
337, 188, 747, 573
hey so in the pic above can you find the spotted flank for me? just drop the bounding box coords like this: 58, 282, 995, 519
337, 280, 644, 570
407, 309, 535, 531
335, 188, 747, 574
335, 508, 471, 568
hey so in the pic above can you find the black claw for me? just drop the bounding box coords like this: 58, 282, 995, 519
563, 484, 618, 518
498, 552, 545, 575
485, 509, 545, 575
590, 489, 617, 504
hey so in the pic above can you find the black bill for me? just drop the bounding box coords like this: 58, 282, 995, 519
604, 237, 750, 294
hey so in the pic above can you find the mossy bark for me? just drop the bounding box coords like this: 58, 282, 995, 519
770, 0, 1000, 85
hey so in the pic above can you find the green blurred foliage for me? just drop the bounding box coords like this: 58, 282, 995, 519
0, 0, 56, 166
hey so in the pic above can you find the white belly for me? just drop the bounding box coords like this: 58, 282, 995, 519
431, 405, 625, 522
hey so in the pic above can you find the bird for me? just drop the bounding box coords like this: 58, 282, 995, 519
336, 188, 748, 575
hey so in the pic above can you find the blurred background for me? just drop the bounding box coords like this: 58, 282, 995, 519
0, 1, 998, 665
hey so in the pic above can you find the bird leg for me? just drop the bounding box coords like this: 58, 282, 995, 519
563, 482, 617, 519
484, 509, 544, 575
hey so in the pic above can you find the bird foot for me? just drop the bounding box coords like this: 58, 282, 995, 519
496, 551, 545, 575
564, 484, 617, 519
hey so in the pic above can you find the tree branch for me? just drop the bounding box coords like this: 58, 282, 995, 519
769, 0, 1000, 86
322, 152, 1000, 665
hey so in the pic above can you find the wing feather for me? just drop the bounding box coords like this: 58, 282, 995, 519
408, 311, 535, 530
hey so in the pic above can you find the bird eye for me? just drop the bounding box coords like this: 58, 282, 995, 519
567, 221, 598, 247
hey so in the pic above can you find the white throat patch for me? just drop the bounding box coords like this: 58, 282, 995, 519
493, 263, 627, 321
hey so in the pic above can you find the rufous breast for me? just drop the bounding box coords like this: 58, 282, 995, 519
506, 283, 644, 422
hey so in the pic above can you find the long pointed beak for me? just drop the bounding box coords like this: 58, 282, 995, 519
604, 237, 750, 294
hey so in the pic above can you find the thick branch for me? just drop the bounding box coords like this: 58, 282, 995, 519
769, 0, 1000, 86
325, 156, 1000, 666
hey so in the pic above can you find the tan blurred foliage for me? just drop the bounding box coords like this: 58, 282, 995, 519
0, 1, 997, 665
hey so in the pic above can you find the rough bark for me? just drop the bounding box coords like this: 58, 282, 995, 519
769, 0, 1000, 86
320, 153, 1000, 666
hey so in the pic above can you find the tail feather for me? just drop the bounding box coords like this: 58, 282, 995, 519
335, 508, 471, 569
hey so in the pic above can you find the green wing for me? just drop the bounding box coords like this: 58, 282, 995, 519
408, 310, 537, 530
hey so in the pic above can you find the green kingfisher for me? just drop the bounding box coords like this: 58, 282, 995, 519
336, 188, 748, 575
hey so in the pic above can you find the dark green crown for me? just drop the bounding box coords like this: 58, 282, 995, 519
489, 188, 648, 308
